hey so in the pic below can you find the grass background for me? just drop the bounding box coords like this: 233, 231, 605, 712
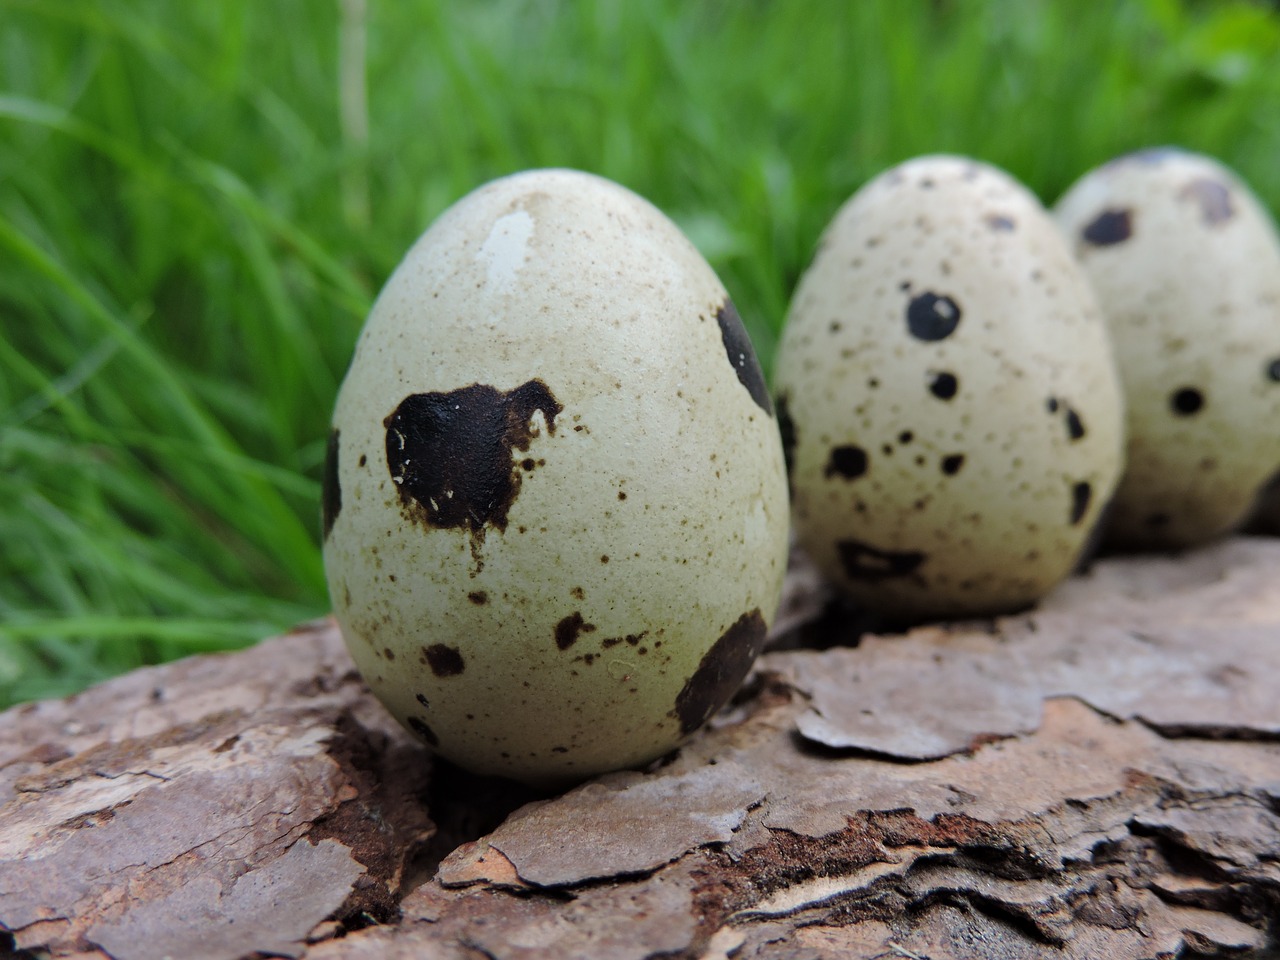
2, 0, 1279, 707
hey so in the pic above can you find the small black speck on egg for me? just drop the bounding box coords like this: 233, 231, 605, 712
1170, 387, 1205, 416
1070, 481, 1092, 525
825, 445, 869, 480
1266, 358, 1280, 382
1045, 397, 1060, 414
416, 693, 430, 708
927, 371, 958, 400
941, 454, 965, 476
1065, 408, 1086, 440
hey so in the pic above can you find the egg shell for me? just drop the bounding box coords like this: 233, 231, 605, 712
774, 155, 1125, 619
1053, 148, 1280, 548
322, 169, 789, 785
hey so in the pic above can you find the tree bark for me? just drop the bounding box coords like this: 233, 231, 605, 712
3, 537, 1279, 960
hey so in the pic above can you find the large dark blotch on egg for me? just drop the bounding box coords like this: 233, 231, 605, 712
837, 539, 926, 582
423, 643, 466, 677
674, 609, 767, 735
322, 428, 341, 540
1081, 209, 1132, 246
385, 380, 562, 539
825, 445, 869, 480
715, 300, 773, 415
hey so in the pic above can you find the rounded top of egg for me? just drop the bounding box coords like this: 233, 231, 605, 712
322, 169, 789, 785
1053, 147, 1280, 548
775, 155, 1124, 619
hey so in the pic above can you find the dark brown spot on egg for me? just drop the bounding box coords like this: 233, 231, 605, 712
825, 445, 869, 480
837, 539, 926, 581
322, 428, 341, 540
416, 693, 430, 708
555, 612, 596, 651
941, 454, 965, 476
928, 371, 958, 400
467, 591, 488, 605
407, 716, 439, 747
1070, 481, 1093, 525
423, 643, 465, 677
1081, 209, 1132, 246
1268, 358, 1280, 383
673, 609, 767, 735
906, 292, 962, 342
1170, 387, 1204, 416
776, 393, 797, 490
602, 630, 648, 649
1065, 407, 1086, 440
1179, 177, 1234, 225
715, 300, 773, 415
384, 380, 562, 560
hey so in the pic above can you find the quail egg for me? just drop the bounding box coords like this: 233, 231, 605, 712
322, 169, 789, 784
775, 155, 1124, 619
1054, 147, 1280, 548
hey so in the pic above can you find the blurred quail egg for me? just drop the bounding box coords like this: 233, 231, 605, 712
1054, 147, 1280, 549
322, 169, 789, 785
775, 155, 1124, 620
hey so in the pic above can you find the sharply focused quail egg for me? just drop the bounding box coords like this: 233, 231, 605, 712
322, 169, 789, 785
775, 156, 1125, 619
1054, 147, 1280, 549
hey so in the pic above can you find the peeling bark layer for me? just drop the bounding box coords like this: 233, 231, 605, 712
2, 537, 1279, 959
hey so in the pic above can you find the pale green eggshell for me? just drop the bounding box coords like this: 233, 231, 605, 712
1053, 148, 1280, 548
775, 156, 1125, 620
322, 169, 789, 785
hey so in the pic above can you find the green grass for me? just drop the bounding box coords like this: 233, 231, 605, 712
2, 0, 1279, 706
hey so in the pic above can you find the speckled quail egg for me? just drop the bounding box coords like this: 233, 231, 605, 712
321, 169, 789, 785
774, 155, 1125, 620
1053, 147, 1280, 549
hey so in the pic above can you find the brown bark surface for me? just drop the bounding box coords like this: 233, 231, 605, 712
3, 538, 1279, 960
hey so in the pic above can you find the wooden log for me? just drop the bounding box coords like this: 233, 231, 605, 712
3, 538, 1279, 959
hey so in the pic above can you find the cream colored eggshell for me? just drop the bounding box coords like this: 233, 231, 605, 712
775, 155, 1124, 619
1054, 148, 1280, 548
322, 169, 789, 784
